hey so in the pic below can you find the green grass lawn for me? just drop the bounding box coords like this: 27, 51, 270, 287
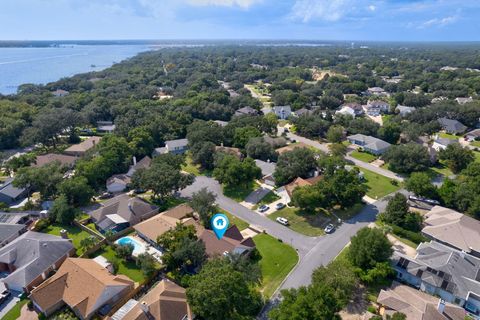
268, 207, 328, 236
471, 141, 480, 148
182, 155, 201, 176
2, 299, 28, 320
429, 160, 453, 177
253, 234, 299, 298
438, 132, 460, 140
224, 211, 249, 231
474, 151, 480, 163
91, 245, 146, 283
44, 224, 97, 256
358, 167, 401, 199
350, 150, 377, 163
223, 181, 260, 202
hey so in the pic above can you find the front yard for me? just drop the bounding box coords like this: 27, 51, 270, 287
223, 181, 260, 202
350, 150, 377, 163
252, 191, 281, 209
90, 245, 146, 283
224, 211, 249, 231
43, 224, 99, 256
253, 234, 298, 298
2, 298, 28, 320
358, 167, 401, 199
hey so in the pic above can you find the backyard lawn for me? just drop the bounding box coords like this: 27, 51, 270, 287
358, 167, 401, 199
438, 132, 460, 140
253, 234, 298, 298
44, 224, 98, 256
91, 245, 146, 283
2, 299, 28, 320
472, 141, 480, 148
350, 150, 377, 163
223, 181, 259, 202
181, 154, 201, 176
429, 160, 453, 177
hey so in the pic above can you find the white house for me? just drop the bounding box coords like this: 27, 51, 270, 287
273, 106, 292, 120
335, 106, 356, 118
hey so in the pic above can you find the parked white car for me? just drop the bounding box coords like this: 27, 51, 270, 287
276, 217, 289, 226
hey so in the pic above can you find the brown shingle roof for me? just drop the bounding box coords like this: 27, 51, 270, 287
285, 176, 322, 197
32, 153, 77, 167
64, 136, 102, 155
199, 225, 255, 257
275, 142, 310, 155
30, 258, 134, 319
121, 280, 192, 320
161, 204, 194, 220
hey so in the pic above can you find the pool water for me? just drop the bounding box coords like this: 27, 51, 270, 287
115, 236, 145, 256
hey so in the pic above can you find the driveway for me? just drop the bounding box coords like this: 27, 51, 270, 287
243, 187, 272, 207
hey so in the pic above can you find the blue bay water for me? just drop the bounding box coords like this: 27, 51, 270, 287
0, 45, 149, 95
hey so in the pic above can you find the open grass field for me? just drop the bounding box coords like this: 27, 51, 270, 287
268, 207, 328, 236
358, 167, 401, 199
253, 233, 298, 298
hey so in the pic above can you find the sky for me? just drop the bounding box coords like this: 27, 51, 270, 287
1, 0, 479, 41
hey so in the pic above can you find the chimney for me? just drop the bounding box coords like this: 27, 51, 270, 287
437, 299, 446, 314
60, 229, 69, 239
133, 156, 137, 166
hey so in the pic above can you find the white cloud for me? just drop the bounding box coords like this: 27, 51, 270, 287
419, 15, 458, 28
187, 0, 263, 9
368, 5, 376, 12
290, 0, 354, 22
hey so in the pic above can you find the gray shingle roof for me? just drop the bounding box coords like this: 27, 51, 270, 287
254, 160, 276, 177
347, 134, 391, 152
0, 224, 25, 244
393, 241, 480, 301
438, 118, 467, 134
0, 178, 26, 200
166, 138, 188, 149
0, 231, 74, 290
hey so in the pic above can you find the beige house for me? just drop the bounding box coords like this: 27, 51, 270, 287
422, 205, 480, 257
64, 136, 102, 157
111, 279, 192, 320
30, 258, 134, 319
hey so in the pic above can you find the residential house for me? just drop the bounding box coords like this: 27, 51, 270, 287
97, 121, 116, 133
153, 139, 189, 156
347, 134, 391, 155
255, 159, 277, 187
292, 108, 311, 117
464, 129, 480, 142
263, 136, 287, 149
0, 223, 26, 247
422, 206, 480, 258
432, 138, 457, 152
126, 156, 152, 177
106, 174, 132, 194
52, 89, 69, 97
395, 105, 416, 116
213, 120, 229, 127
32, 153, 77, 168
64, 136, 102, 157
0, 178, 28, 206
276, 142, 310, 155
455, 97, 473, 105
110, 279, 192, 320
0, 231, 74, 293
199, 225, 255, 257
282, 176, 323, 203
366, 87, 389, 97
234, 106, 258, 117
364, 100, 390, 116
134, 204, 195, 246
438, 118, 467, 135
392, 241, 480, 316
30, 258, 134, 319
272, 106, 292, 120
341, 102, 364, 116
0, 212, 30, 225
335, 105, 356, 118
377, 281, 466, 320
90, 194, 159, 232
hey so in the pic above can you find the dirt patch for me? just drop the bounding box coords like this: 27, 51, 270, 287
340, 286, 371, 320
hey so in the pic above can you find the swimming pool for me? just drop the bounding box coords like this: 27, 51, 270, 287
115, 236, 146, 257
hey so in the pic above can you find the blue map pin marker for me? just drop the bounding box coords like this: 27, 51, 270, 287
211, 213, 229, 239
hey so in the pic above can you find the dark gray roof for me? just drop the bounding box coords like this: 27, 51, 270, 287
438, 118, 467, 133
0, 231, 74, 290
347, 134, 391, 151
235, 106, 258, 116
165, 138, 188, 149
0, 178, 26, 200
393, 241, 480, 301
254, 160, 276, 177
273, 106, 292, 113
0, 212, 29, 224
126, 156, 152, 177
293, 108, 311, 116
0, 224, 25, 244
